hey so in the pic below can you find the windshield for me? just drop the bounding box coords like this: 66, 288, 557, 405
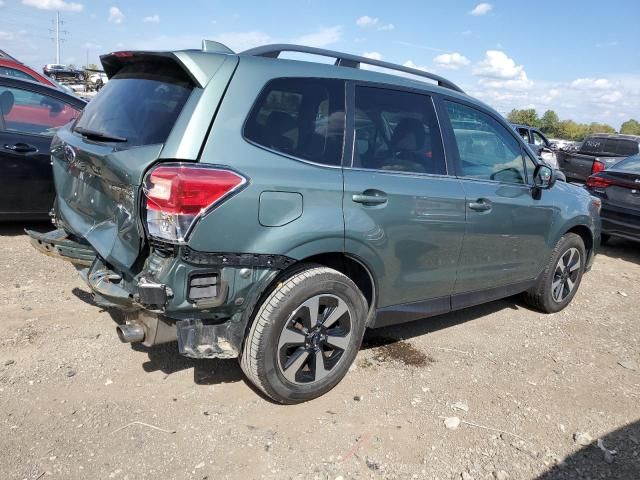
613, 154, 640, 173
73, 60, 193, 147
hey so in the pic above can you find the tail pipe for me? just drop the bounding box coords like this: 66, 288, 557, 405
116, 322, 145, 343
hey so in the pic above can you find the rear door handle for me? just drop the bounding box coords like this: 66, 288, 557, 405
468, 199, 492, 212
352, 190, 388, 206
4, 143, 37, 153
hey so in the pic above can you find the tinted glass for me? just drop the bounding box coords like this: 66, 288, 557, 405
352, 86, 445, 174
74, 61, 193, 147
0, 85, 80, 136
445, 101, 526, 184
580, 137, 605, 155
0, 66, 36, 81
244, 78, 345, 166
615, 140, 639, 157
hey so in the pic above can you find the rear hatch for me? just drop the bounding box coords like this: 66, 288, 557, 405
51, 50, 237, 272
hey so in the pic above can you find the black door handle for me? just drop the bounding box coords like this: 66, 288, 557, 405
352, 190, 388, 206
468, 200, 492, 212
4, 143, 38, 153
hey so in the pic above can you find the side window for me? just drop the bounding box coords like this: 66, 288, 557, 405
352, 86, 446, 175
517, 127, 530, 143
0, 66, 36, 81
524, 151, 538, 184
445, 101, 526, 184
244, 78, 345, 166
532, 131, 547, 146
0, 86, 80, 136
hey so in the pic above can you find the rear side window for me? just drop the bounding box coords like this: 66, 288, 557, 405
73, 60, 193, 148
352, 86, 446, 175
0, 66, 36, 81
0, 85, 81, 136
244, 78, 345, 166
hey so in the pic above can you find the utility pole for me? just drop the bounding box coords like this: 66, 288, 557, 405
49, 12, 68, 64
55, 11, 60, 64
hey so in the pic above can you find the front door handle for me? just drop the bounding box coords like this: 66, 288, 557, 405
4, 143, 37, 153
468, 199, 492, 212
352, 190, 388, 206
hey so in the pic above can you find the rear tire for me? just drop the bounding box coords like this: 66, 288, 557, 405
240, 265, 367, 404
523, 233, 586, 313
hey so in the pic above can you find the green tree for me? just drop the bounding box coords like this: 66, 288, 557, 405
587, 122, 616, 136
540, 110, 560, 136
507, 108, 539, 127
620, 119, 640, 135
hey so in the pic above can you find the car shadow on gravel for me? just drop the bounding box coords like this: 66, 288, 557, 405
599, 237, 640, 265
0, 221, 52, 237
363, 297, 520, 351
535, 419, 640, 479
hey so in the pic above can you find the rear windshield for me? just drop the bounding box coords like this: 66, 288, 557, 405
613, 154, 640, 172
73, 60, 193, 147
580, 137, 639, 157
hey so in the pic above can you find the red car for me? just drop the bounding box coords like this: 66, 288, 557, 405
0, 58, 56, 88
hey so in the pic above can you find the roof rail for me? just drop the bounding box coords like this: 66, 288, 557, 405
241, 43, 465, 94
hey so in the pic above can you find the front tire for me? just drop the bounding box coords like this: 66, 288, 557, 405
524, 233, 586, 313
240, 265, 368, 404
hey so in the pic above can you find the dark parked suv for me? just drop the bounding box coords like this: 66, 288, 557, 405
28, 42, 601, 403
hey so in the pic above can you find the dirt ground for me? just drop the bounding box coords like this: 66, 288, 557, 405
1, 223, 639, 480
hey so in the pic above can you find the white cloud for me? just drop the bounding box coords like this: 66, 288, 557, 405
0, 30, 16, 40
213, 31, 272, 51
570, 78, 612, 89
473, 50, 532, 89
469, 3, 493, 16
108, 6, 124, 24
293, 26, 342, 48
355, 15, 394, 31
433, 52, 470, 70
143, 14, 159, 23
22, 0, 83, 11
363, 51, 382, 61
403, 60, 429, 72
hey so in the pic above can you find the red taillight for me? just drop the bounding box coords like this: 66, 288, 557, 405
112, 51, 134, 58
586, 175, 611, 189
591, 160, 605, 174
143, 164, 246, 242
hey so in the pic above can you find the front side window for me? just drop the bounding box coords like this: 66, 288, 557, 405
532, 131, 547, 146
351, 86, 446, 175
0, 85, 80, 136
445, 101, 526, 184
244, 78, 345, 166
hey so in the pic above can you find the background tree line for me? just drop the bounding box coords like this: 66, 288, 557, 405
506, 109, 640, 141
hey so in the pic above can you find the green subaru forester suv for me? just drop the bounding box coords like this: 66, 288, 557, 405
28, 41, 601, 403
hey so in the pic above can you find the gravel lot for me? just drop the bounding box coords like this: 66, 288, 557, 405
1, 223, 639, 480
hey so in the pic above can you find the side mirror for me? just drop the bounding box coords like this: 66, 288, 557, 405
533, 164, 554, 189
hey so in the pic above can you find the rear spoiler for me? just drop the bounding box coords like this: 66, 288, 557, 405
100, 49, 233, 88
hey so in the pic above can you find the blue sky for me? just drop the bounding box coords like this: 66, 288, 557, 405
1, 0, 638, 129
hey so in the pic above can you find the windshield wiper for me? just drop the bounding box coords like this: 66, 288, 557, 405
74, 126, 127, 143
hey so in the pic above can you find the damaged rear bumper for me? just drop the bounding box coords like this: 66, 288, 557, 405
26, 228, 288, 359
27, 228, 96, 266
